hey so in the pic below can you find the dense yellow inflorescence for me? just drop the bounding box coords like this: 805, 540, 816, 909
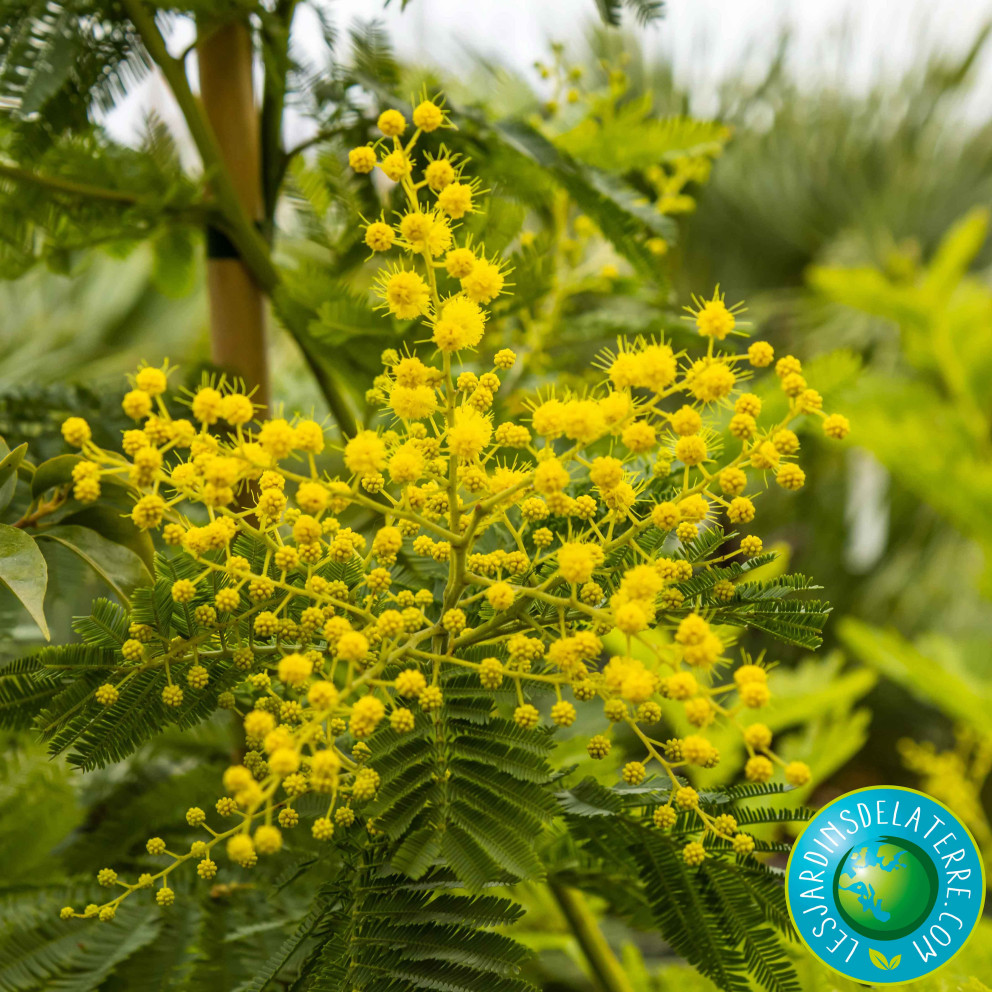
58, 97, 850, 920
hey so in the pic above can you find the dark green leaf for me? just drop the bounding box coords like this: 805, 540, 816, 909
36, 524, 152, 601
0, 521, 49, 638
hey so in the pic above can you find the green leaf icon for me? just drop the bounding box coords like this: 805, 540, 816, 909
869, 948, 890, 970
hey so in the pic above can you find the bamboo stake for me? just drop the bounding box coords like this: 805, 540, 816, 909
197, 19, 269, 407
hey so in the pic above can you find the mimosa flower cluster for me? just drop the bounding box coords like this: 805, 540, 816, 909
56, 98, 850, 920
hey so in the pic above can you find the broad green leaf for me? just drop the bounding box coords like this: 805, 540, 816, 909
0, 441, 28, 514
0, 440, 16, 514
923, 207, 989, 301
58, 504, 155, 571
0, 441, 28, 489
36, 524, 152, 602
31, 454, 82, 497
0, 522, 49, 638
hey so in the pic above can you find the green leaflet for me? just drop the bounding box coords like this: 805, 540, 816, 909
4, 546, 248, 768
0, 886, 159, 992
0, 880, 303, 992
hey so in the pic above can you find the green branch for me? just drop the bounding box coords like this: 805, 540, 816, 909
0, 160, 217, 237
548, 881, 636, 992
0, 161, 144, 204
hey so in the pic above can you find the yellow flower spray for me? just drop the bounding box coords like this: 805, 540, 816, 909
57, 97, 849, 920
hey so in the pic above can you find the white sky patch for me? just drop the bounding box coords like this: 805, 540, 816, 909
102, 0, 992, 148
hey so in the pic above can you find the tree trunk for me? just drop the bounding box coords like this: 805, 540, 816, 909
197, 20, 270, 408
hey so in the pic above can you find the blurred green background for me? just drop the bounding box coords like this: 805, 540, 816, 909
3, 1, 992, 988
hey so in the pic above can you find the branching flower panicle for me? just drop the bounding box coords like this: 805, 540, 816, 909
57, 97, 850, 918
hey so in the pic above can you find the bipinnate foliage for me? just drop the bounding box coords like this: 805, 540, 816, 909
558, 777, 812, 992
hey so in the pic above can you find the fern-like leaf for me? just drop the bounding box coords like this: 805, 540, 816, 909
558, 777, 804, 992
291, 843, 535, 992
364, 671, 557, 888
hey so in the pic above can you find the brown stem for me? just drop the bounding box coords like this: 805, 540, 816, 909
197, 19, 270, 408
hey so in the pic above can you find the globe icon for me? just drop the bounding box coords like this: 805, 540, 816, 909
833, 836, 939, 940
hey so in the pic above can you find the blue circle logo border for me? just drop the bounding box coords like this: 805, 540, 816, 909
785, 785, 986, 985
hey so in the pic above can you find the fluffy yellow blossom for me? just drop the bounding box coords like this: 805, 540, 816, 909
557, 543, 598, 584
377, 108, 406, 136
380, 269, 431, 319
412, 100, 444, 131
349, 146, 376, 172
437, 182, 474, 218
345, 431, 387, 475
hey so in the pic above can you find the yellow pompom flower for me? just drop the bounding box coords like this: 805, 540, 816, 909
135, 366, 167, 395
344, 431, 387, 475
226, 834, 255, 864
622, 420, 656, 453
349, 695, 386, 738
365, 221, 395, 252
391, 385, 437, 421
823, 413, 851, 439
486, 582, 515, 611
380, 150, 412, 182
685, 288, 743, 340
377, 108, 406, 136
440, 291, 487, 342
445, 247, 476, 278
425, 157, 455, 190
460, 258, 505, 304
557, 543, 598, 584
447, 407, 492, 460
122, 389, 152, 420
437, 182, 474, 219
191, 386, 223, 424
221, 393, 255, 425
349, 146, 376, 172
254, 825, 283, 855
380, 269, 430, 319
412, 100, 444, 131
639, 344, 678, 391
61, 416, 92, 447
278, 653, 313, 687
748, 341, 774, 367
674, 434, 707, 466
683, 841, 707, 866
308, 680, 339, 710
